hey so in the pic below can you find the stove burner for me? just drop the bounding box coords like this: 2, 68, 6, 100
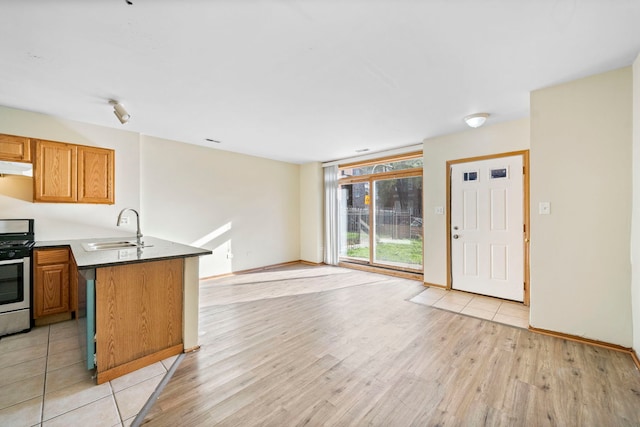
0, 219, 35, 260
0, 240, 32, 248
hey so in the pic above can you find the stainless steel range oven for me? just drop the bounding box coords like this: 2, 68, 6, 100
0, 219, 34, 337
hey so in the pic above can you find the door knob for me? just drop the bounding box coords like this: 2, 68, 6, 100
453, 234, 460, 239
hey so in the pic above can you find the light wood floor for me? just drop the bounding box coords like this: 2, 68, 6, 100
142, 264, 640, 426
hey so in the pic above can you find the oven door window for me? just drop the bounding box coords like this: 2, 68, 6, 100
0, 262, 24, 305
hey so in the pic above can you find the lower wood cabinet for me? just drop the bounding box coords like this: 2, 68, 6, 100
70, 254, 78, 315
33, 248, 71, 318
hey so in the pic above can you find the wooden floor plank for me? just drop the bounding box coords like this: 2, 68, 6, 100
142, 264, 640, 426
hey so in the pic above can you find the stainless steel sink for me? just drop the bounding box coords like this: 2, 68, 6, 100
82, 241, 140, 251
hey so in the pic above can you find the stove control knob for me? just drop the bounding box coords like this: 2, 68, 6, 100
8, 251, 15, 258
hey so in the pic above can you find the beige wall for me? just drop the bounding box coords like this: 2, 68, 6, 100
422, 118, 530, 285
140, 136, 301, 278
0, 106, 141, 240
299, 162, 324, 263
0, 105, 302, 279
530, 67, 633, 346
632, 54, 640, 354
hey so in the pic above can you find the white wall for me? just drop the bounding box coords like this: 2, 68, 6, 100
422, 118, 530, 286
530, 67, 633, 347
0, 106, 140, 240
632, 54, 640, 354
140, 135, 300, 278
299, 162, 324, 263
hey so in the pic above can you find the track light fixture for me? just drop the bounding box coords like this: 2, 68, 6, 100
464, 113, 489, 128
110, 100, 131, 124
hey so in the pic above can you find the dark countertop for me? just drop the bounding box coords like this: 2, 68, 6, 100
35, 236, 212, 269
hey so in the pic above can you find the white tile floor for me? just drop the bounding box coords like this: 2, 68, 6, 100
410, 286, 530, 329
0, 320, 178, 427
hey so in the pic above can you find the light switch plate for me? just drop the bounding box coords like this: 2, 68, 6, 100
539, 202, 551, 215
434, 206, 444, 215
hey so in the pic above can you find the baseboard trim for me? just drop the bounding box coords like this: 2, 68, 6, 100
184, 345, 201, 353
199, 260, 305, 281
423, 281, 447, 289
200, 260, 420, 282
300, 260, 324, 266
529, 326, 639, 369
631, 349, 640, 371
96, 344, 183, 385
338, 262, 423, 281
34, 311, 73, 326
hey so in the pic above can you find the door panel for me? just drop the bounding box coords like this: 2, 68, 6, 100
490, 244, 507, 280
463, 243, 478, 277
451, 155, 524, 301
490, 189, 507, 230
463, 190, 478, 230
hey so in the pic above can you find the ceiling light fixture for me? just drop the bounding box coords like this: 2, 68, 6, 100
464, 113, 489, 128
110, 100, 131, 124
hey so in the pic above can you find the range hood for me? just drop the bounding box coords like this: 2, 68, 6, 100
0, 161, 33, 177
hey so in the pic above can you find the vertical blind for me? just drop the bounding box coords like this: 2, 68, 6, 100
323, 165, 339, 265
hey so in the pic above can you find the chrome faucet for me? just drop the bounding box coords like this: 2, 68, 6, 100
117, 208, 143, 246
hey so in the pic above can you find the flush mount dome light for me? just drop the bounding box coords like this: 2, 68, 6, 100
110, 100, 131, 124
464, 113, 489, 128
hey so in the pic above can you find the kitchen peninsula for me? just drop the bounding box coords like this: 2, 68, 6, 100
35, 236, 211, 384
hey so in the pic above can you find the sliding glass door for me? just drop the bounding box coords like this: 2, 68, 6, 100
338, 154, 423, 273
373, 175, 423, 270
339, 182, 370, 262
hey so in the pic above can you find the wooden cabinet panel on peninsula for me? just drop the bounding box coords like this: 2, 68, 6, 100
95, 258, 184, 384
33, 139, 114, 204
0, 134, 31, 162
34, 248, 71, 318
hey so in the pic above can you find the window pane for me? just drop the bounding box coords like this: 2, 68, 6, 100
339, 182, 370, 261
340, 157, 423, 178
373, 176, 423, 270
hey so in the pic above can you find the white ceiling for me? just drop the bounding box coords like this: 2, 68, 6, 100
1, 1, 639, 164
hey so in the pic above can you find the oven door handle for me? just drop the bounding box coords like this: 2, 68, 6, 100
0, 258, 26, 266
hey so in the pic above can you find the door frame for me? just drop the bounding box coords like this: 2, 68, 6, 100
445, 150, 530, 305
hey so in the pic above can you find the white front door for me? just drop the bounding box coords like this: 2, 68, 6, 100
450, 155, 524, 301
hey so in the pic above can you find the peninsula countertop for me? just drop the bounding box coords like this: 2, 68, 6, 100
34, 236, 212, 269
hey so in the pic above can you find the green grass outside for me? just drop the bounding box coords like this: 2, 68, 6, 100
347, 239, 423, 265
347, 232, 360, 240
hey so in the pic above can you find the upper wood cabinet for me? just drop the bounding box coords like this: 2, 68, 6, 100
77, 145, 114, 204
33, 139, 114, 204
0, 134, 31, 162
34, 140, 77, 202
